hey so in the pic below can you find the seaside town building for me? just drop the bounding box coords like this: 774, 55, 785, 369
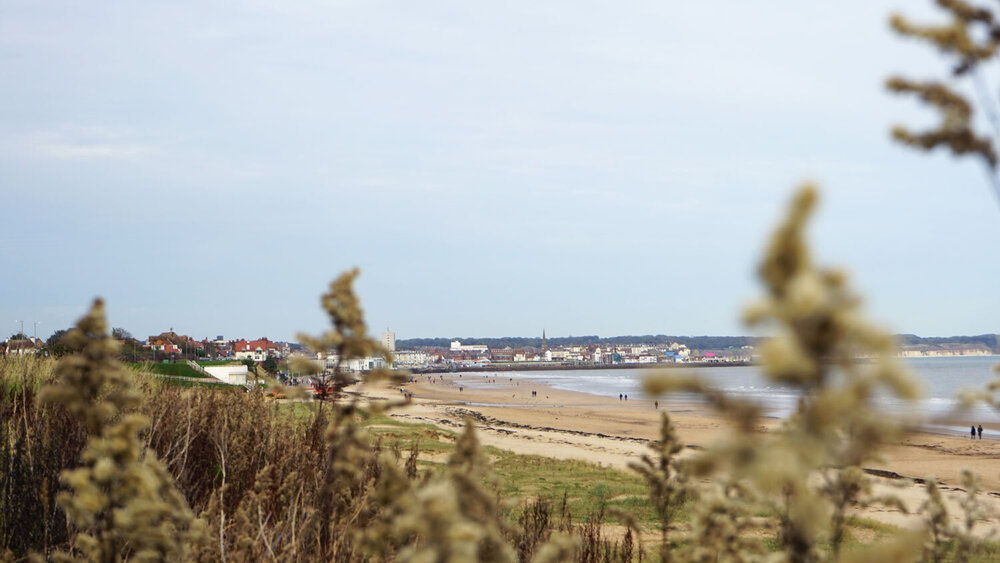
394, 350, 429, 366
490, 347, 515, 362
381, 330, 396, 352
323, 353, 386, 373
232, 338, 277, 362
2, 336, 43, 356
376, 336, 757, 370
450, 340, 488, 353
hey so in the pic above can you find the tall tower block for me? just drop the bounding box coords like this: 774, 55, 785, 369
381, 329, 396, 352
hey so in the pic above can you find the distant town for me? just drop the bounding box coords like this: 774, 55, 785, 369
3, 326, 997, 391
391, 333, 740, 369
0, 328, 751, 374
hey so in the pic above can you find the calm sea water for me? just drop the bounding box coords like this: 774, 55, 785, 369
459, 357, 1000, 435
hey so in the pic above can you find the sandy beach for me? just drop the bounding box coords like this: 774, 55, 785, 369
357, 372, 1000, 536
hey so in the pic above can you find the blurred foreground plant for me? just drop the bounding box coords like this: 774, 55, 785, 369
629, 412, 689, 561
198, 268, 402, 561
293, 268, 396, 402
646, 186, 921, 562
888, 0, 1000, 204
367, 420, 521, 562
919, 469, 995, 562
39, 299, 203, 562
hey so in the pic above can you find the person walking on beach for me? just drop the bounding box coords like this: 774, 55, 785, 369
619, 393, 623, 401
972, 425, 977, 440
978, 424, 983, 439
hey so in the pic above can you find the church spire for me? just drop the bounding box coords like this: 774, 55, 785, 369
541, 329, 547, 352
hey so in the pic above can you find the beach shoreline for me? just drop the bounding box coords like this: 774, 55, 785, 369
355, 371, 1000, 535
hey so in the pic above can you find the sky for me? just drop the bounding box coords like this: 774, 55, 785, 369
2, 1, 999, 343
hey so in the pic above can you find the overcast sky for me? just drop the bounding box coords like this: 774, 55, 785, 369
2, 1, 998, 343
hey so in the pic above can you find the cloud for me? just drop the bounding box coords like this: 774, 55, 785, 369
31, 142, 151, 160
24, 127, 154, 160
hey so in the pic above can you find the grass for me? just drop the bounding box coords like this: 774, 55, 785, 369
126, 361, 205, 379
361, 412, 459, 456
945, 540, 1000, 562
356, 411, 661, 526
160, 378, 235, 390
0, 355, 55, 391
759, 515, 1000, 559
124, 362, 235, 389
843, 515, 899, 537
492, 449, 658, 525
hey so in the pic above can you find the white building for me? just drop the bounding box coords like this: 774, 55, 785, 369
234, 346, 267, 363
204, 364, 250, 386
450, 340, 488, 353
324, 354, 386, 373
345, 356, 386, 372
3, 337, 41, 356
394, 350, 428, 366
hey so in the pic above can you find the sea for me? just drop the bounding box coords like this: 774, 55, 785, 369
457, 356, 1000, 437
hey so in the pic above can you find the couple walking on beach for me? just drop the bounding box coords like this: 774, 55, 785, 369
971, 424, 983, 440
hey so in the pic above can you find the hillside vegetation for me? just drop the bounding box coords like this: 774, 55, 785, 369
126, 361, 207, 379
